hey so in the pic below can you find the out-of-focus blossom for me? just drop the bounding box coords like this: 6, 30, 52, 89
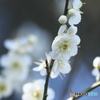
4, 34, 38, 54
0, 52, 32, 84
0, 76, 13, 99
22, 79, 55, 100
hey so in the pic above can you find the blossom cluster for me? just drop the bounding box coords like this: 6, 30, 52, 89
0, 24, 51, 99
33, 0, 83, 78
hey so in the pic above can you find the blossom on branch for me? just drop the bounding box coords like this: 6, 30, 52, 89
22, 79, 55, 100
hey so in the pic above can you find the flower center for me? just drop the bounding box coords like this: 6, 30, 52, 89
32, 90, 42, 98
60, 41, 68, 52
0, 83, 6, 92
12, 62, 20, 69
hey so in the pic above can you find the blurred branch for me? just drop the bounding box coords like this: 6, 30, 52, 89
67, 81, 100, 100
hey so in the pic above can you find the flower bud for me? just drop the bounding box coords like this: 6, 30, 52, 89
68, 9, 76, 16
58, 15, 67, 24
93, 57, 100, 69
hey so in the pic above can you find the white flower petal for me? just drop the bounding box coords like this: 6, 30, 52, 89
40, 69, 47, 76
73, 0, 82, 9
92, 68, 99, 77
50, 71, 59, 78
47, 88, 55, 100
4, 40, 19, 50
33, 66, 42, 71
60, 62, 71, 74
58, 25, 67, 35
67, 25, 78, 36
23, 83, 34, 93
68, 11, 81, 25
68, 0, 73, 9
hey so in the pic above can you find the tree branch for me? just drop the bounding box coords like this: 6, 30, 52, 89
67, 81, 100, 100
42, 60, 54, 100
64, 0, 69, 15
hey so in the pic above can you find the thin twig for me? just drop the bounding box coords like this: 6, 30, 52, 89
64, 0, 69, 15
42, 60, 54, 100
67, 81, 100, 100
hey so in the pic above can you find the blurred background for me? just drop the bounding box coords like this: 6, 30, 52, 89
0, 0, 100, 100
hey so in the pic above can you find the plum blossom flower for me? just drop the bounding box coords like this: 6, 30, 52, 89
33, 53, 51, 76
0, 76, 13, 99
4, 34, 38, 54
0, 52, 32, 84
22, 79, 55, 100
52, 34, 80, 57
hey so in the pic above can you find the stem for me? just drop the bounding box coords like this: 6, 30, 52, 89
64, 0, 69, 15
42, 60, 54, 100
67, 81, 100, 100
42, 72, 51, 100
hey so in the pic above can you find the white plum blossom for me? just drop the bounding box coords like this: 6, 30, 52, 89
0, 76, 13, 99
52, 34, 80, 57
68, 0, 83, 25
33, 0, 82, 79
0, 52, 32, 84
33, 53, 51, 76
22, 79, 55, 100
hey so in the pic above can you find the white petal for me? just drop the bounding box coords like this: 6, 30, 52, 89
47, 88, 55, 100
50, 71, 59, 78
33, 79, 45, 88
68, 0, 73, 9
73, 0, 82, 9
69, 45, 78, 56
58, 25, 67, 35
4, 40, 19, 50
68, 11, 81, 25
92, 68, 99, 77
0, 55, 11, 67
60, 63, 71, 74
70, 35, 81, 45
67, 25, 78, 36
40, 69, 47, 76
33, 66, 42, 71
23, 83, 34, 93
